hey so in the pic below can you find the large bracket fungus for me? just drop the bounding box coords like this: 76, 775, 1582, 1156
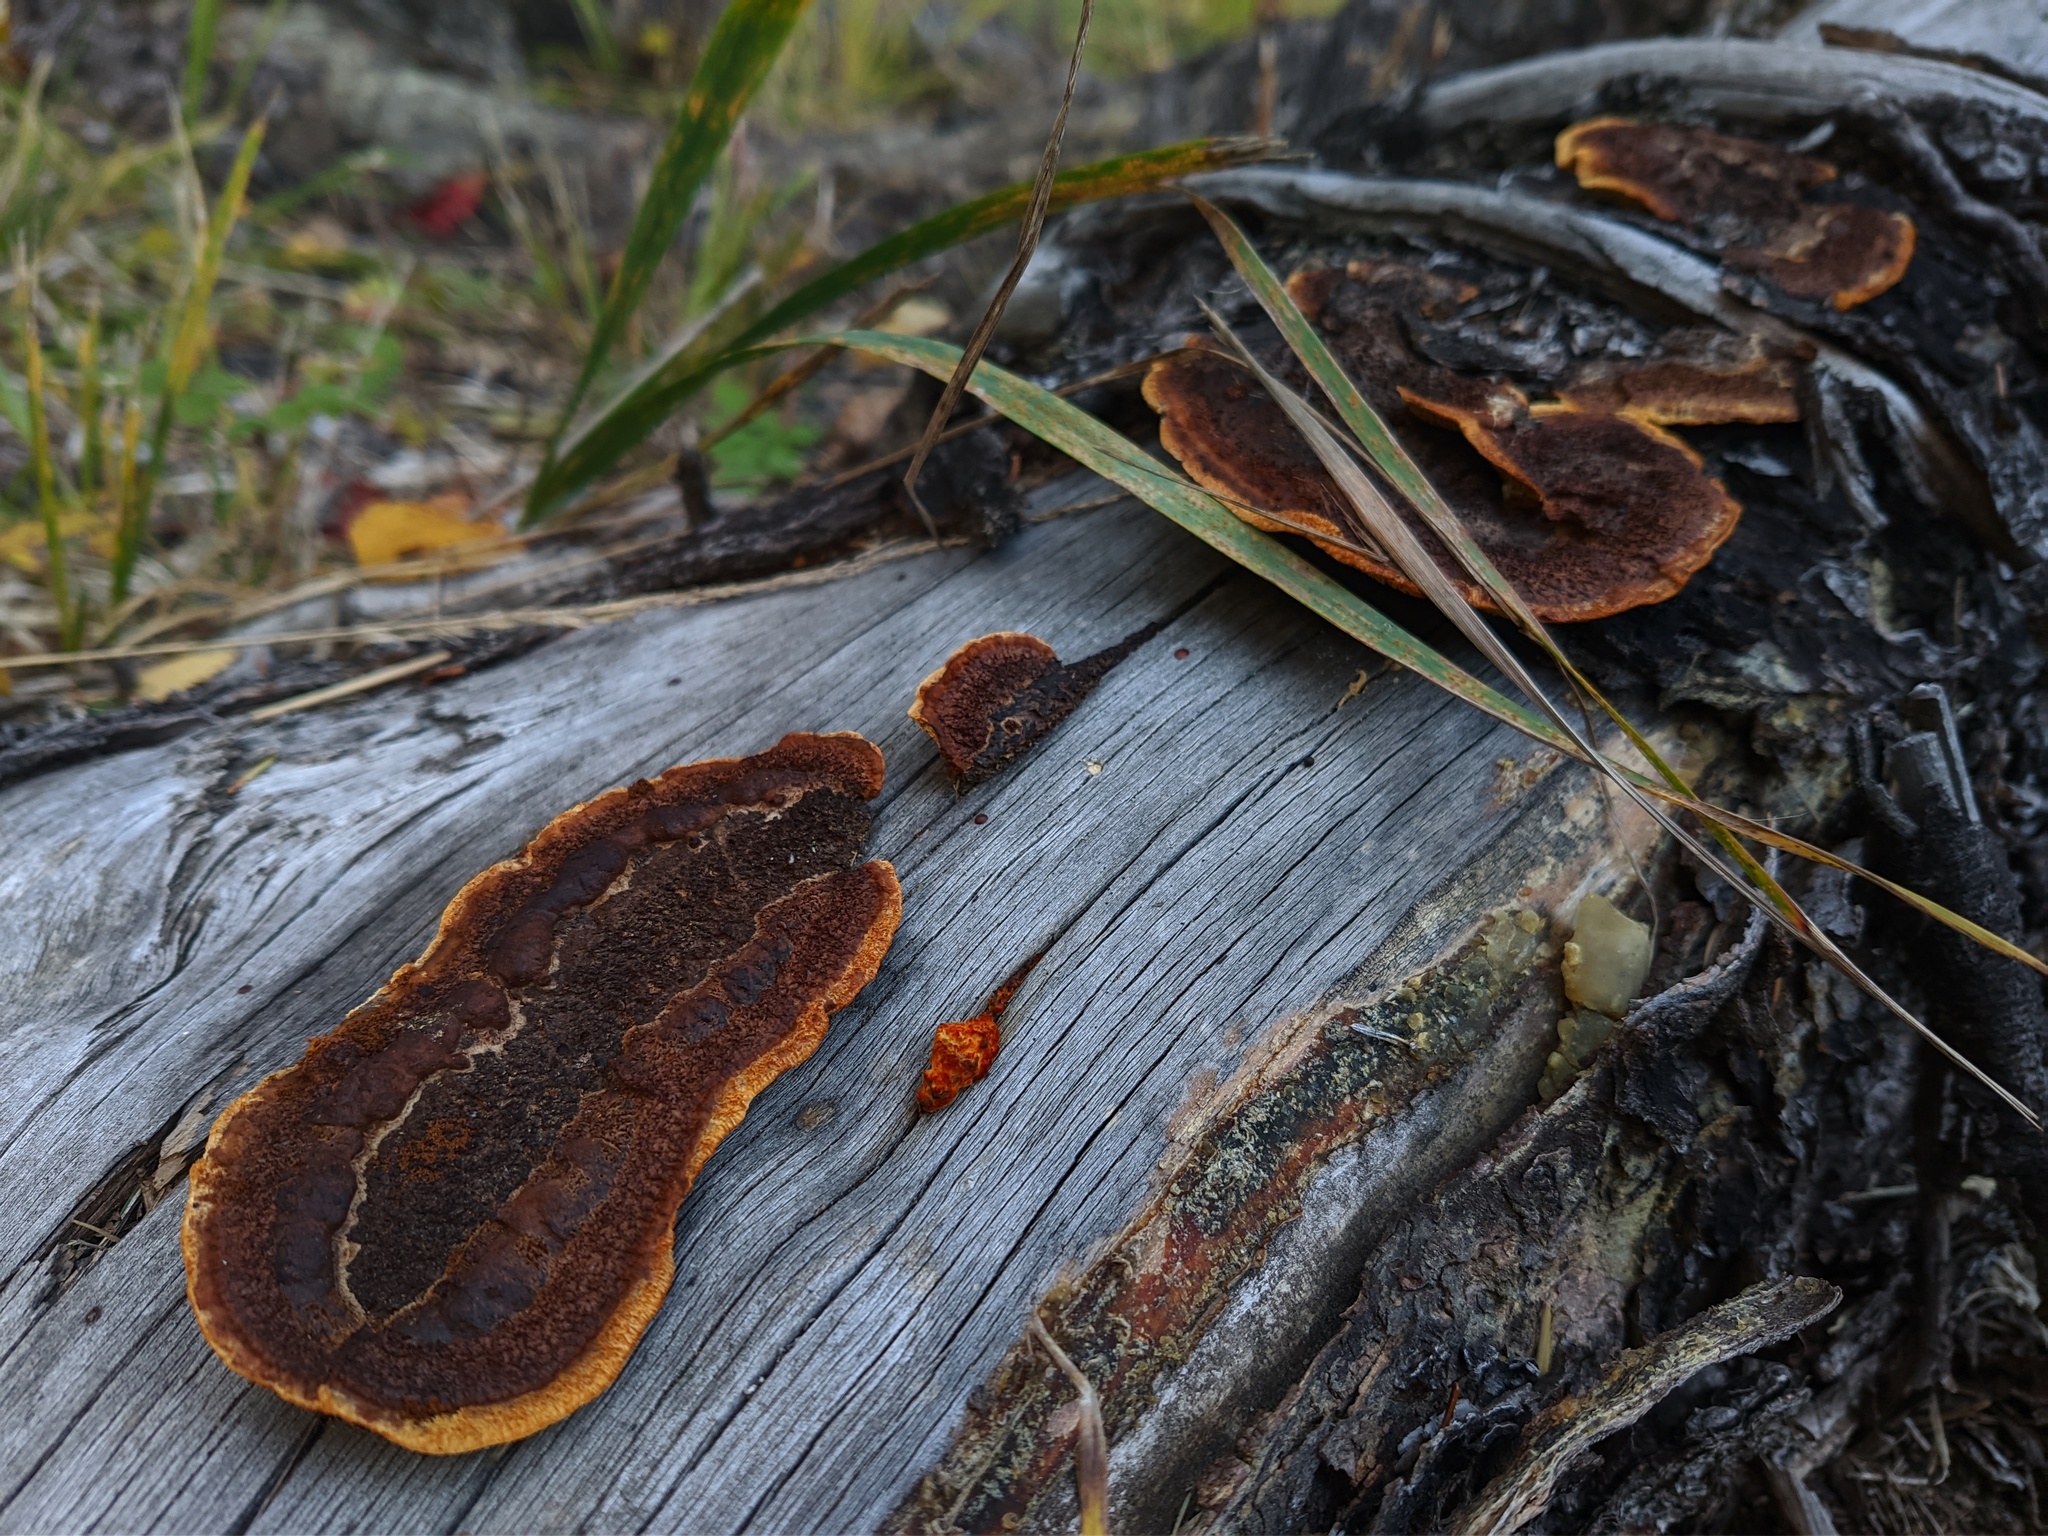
1555, 117, 1917, 312
182, 733, 901, 1453
1145, 259, 1744, 622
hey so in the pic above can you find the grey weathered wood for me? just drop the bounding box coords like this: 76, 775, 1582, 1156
0, 497, 1585, 1533
1414, 35, 2048, 133
1783, 0, 2048, 96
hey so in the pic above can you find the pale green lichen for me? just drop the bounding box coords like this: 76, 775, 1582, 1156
1561, 894, 1652, 1017
1541, 894, 1652, 1101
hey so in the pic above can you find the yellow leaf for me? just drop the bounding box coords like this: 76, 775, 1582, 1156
880, 298, 952, 337
346, 494, 500, 565
0, 508, 101, 573
135, 648, 237, 703
282, 216, 352, 270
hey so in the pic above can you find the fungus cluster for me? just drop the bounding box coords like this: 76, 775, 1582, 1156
182, 733, 902, 1453
1145, 260, 1752, 622
1555, 116, 1917, 311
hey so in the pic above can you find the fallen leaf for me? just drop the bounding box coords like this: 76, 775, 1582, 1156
405, 172, 488, 239
282, 216, 353, 270
880, 298, 952, 336
0, 508, 112, 573
135, 649, 237, 702
832, 384, 908, 450
346, 494, 499, 565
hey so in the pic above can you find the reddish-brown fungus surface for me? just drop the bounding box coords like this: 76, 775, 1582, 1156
916, 955, 1042, 1113
1143, 261, 1743, 622
910, 629, 1155, 788
1397, 391, 1740, 602
1555, 116, 1916, 311
182, 733, 902, 1454
1559, 332, 1802, 425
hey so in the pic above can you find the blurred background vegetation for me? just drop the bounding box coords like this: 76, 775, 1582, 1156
0, 0, 1346, 703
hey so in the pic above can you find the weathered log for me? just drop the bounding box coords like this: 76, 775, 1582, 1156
0, 496, 1654, 1531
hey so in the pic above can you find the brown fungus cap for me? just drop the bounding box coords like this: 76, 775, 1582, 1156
1144, 262, 1743, 623
182, 732, 901, 1454
1555, 116, 1916, 311
1559, 330, 1803, 426
910, 628, 1155, 788
1735, 202, 1916, 311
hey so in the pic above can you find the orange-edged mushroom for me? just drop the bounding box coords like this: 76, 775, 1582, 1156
182, 733, 902, 1454
1559, 331, 1803, 426
1555, 116, 1916, 311
1144, 261, 1744, 622
910, 627, 1157, 789
1400, 389, 1742, 610
1734, 203, 1917, 311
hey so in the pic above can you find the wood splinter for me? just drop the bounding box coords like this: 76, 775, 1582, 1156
182, 732, 901, 1453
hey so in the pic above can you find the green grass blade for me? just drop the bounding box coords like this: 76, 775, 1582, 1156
569, 0, 624, 74
76, 294, 101, 501
168, 116, 266, 398
115, 113, 266, 604
182, 0, 222, 122
224, 0, 292, 120
16, 272, 73, 648
814, 326, 2040, 1125
814, 327, 1569, 729
544, 0, 813, 463
521, 135, 1279, 524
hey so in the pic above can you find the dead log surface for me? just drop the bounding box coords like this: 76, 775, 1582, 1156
0, 500, 1623, 1532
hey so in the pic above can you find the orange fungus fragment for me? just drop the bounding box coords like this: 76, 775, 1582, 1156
917, 954, 1042, 1113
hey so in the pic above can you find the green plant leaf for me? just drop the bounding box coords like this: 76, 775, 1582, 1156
521, 134, 1280, 525
544, 0, 814, 467
702, 375, 821, 490
182, 0, 222, 122
568, 0, 624, 74
16, 268, 73, 646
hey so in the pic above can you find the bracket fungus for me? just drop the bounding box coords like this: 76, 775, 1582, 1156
910, 628, 1156, 789
1144, 261, 1742, 622
1558, 331, 1802, 426
1555, 116, 1917, 311
182, 733, 902, 1453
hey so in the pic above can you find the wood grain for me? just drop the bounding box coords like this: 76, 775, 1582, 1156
0, 490, 1606, 1533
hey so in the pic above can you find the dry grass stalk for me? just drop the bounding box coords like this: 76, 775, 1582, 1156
900, 0, 1096, 529
244, 649, 454, 723
1027, 1315, 1110, 1536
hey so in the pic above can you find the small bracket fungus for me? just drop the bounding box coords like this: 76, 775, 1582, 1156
182, 733, 902, 1453
1559, 331, 1804, 426
1555, 117, 1917, 311
1143, 261, 1744, 622
910, 629, 1155, 789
